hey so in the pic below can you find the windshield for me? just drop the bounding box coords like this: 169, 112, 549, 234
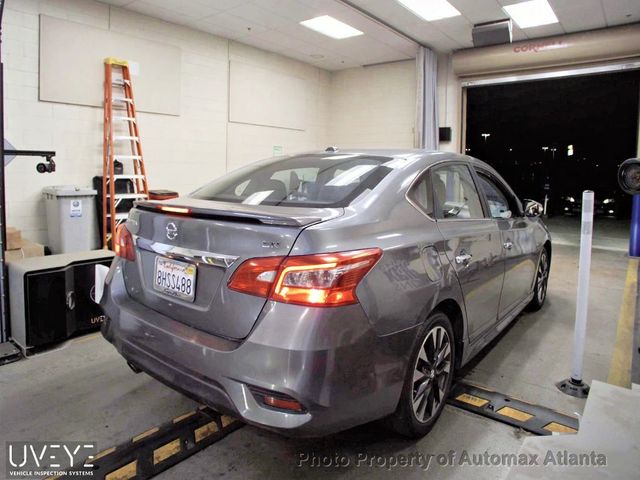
191, 154, 396, 208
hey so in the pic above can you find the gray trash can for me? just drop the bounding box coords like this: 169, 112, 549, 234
42, 186, 99, 254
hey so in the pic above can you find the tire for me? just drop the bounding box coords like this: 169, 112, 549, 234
526, 248, 550, 311
388, 311, 455, 438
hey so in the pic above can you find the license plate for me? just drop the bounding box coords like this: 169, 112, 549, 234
153, 257, 197, 302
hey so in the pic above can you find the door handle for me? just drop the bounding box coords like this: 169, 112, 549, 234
455, 253, 472, 265
503, 241, 514, 250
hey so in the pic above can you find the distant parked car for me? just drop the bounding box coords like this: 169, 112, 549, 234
560, 190, 620, 217
101, 150, 551, 438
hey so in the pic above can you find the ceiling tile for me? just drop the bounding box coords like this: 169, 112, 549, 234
449, 0, 508, 24
601, 0, 640, 26
100, 0, 624, 69
549, 0, 605, 33
225, 2, 292, 29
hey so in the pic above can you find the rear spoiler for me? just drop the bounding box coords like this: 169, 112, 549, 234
135, 201, 322, 227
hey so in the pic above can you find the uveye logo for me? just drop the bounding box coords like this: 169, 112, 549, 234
6, 441, 97, 478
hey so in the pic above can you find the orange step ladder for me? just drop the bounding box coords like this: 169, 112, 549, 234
102, 57, 148, 248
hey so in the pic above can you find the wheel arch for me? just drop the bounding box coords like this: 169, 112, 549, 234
432, 298, 465, 369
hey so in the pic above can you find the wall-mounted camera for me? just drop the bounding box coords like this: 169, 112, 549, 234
36, 158, 56, 173
4, 149, 57, 174
618, 158, 640, 195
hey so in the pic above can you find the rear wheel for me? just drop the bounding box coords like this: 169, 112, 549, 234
388, 311, 455, 438
527, 248, 549, 311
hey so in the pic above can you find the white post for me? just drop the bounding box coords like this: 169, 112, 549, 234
543, 194, 549, 216
571, 190, 594, 382
557, 190, 593, 397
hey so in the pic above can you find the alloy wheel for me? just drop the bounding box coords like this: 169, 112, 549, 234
411, 325, 452, 423
536, 251, 549, 304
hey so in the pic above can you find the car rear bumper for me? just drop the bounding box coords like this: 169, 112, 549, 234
101, 259, 415, 437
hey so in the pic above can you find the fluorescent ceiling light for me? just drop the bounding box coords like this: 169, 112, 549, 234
397, 0, 461, 21
503, 0, 559, 28
300, 15, 363, 39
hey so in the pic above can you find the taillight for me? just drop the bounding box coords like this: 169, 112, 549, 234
228, 249, 382, 307
228, 256, 284, 297
114, 223, 135, 261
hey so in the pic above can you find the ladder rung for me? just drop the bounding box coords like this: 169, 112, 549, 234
113, 155, 142, 161
107, 193, 148, 199
113, 116, 136, 123
107, 212, 129, 220
112, 79, 131, 86
114, 135, 139, 142
109, 174, 146, 180
112, 96, 133, 103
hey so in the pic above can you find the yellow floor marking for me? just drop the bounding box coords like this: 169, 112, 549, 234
608, 257, 638, 388
173, 411, 196, 423
93, 446, 116, 460
194, 421, 219, 442
496, 406, 533, 422
455, 393, 489, 407
543, 421, 578, 434
105, 460, 137, 480
220, 415, 235, 427
153, 438, 181, 465
132, 426, 159, 443
72, 332, 101, 344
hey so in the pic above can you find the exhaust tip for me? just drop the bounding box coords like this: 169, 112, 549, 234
127, 361, 142, 374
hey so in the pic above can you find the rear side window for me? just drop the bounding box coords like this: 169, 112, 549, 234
408, 172, 433, 216
191, 154, 395, 208
432, 164, 484, 219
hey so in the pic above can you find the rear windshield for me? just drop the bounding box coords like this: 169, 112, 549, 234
191, 154, 396, 208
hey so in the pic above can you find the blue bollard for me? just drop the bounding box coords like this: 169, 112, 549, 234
630, 194, 640, 257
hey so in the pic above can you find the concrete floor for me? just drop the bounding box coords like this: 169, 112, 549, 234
0, 217, 632, 479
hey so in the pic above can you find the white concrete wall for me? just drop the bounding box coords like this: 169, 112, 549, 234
3, 0, 332, 244
3, 0, 418, 245
329, 60, 416, 149
436, 52, 462, 154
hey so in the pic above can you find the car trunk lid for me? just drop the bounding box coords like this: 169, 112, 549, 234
122, 199, 343, 339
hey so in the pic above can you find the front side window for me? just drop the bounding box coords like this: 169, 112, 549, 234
191, 154, 396, 208
477, 174, 512, 219
432, 164, 484, 219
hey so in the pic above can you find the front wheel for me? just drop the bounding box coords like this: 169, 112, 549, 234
527, 248, 549, 311
388, 311, 455, 438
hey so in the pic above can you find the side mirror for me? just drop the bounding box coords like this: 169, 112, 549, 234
524, 199, 543, 217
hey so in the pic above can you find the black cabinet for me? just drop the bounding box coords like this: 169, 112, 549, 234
9, 250, 115, 351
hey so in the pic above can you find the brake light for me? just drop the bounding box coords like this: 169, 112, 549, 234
228, 249, 382, 307
114, 223, 135, 261
158, 205, 191, 215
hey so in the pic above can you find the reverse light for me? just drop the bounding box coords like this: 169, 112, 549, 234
227, 256, 284, 298
114, 223, 135, 261
228, 249, 382, 307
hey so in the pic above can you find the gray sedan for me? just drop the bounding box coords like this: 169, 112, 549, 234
101, 149, 550, 437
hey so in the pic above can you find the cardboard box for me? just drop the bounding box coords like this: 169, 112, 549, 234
5, 239, 45, 262
7, 227, 22, 250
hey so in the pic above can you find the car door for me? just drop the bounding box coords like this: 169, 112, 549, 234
431, 163, 505, 340
474, 168, 538, 316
